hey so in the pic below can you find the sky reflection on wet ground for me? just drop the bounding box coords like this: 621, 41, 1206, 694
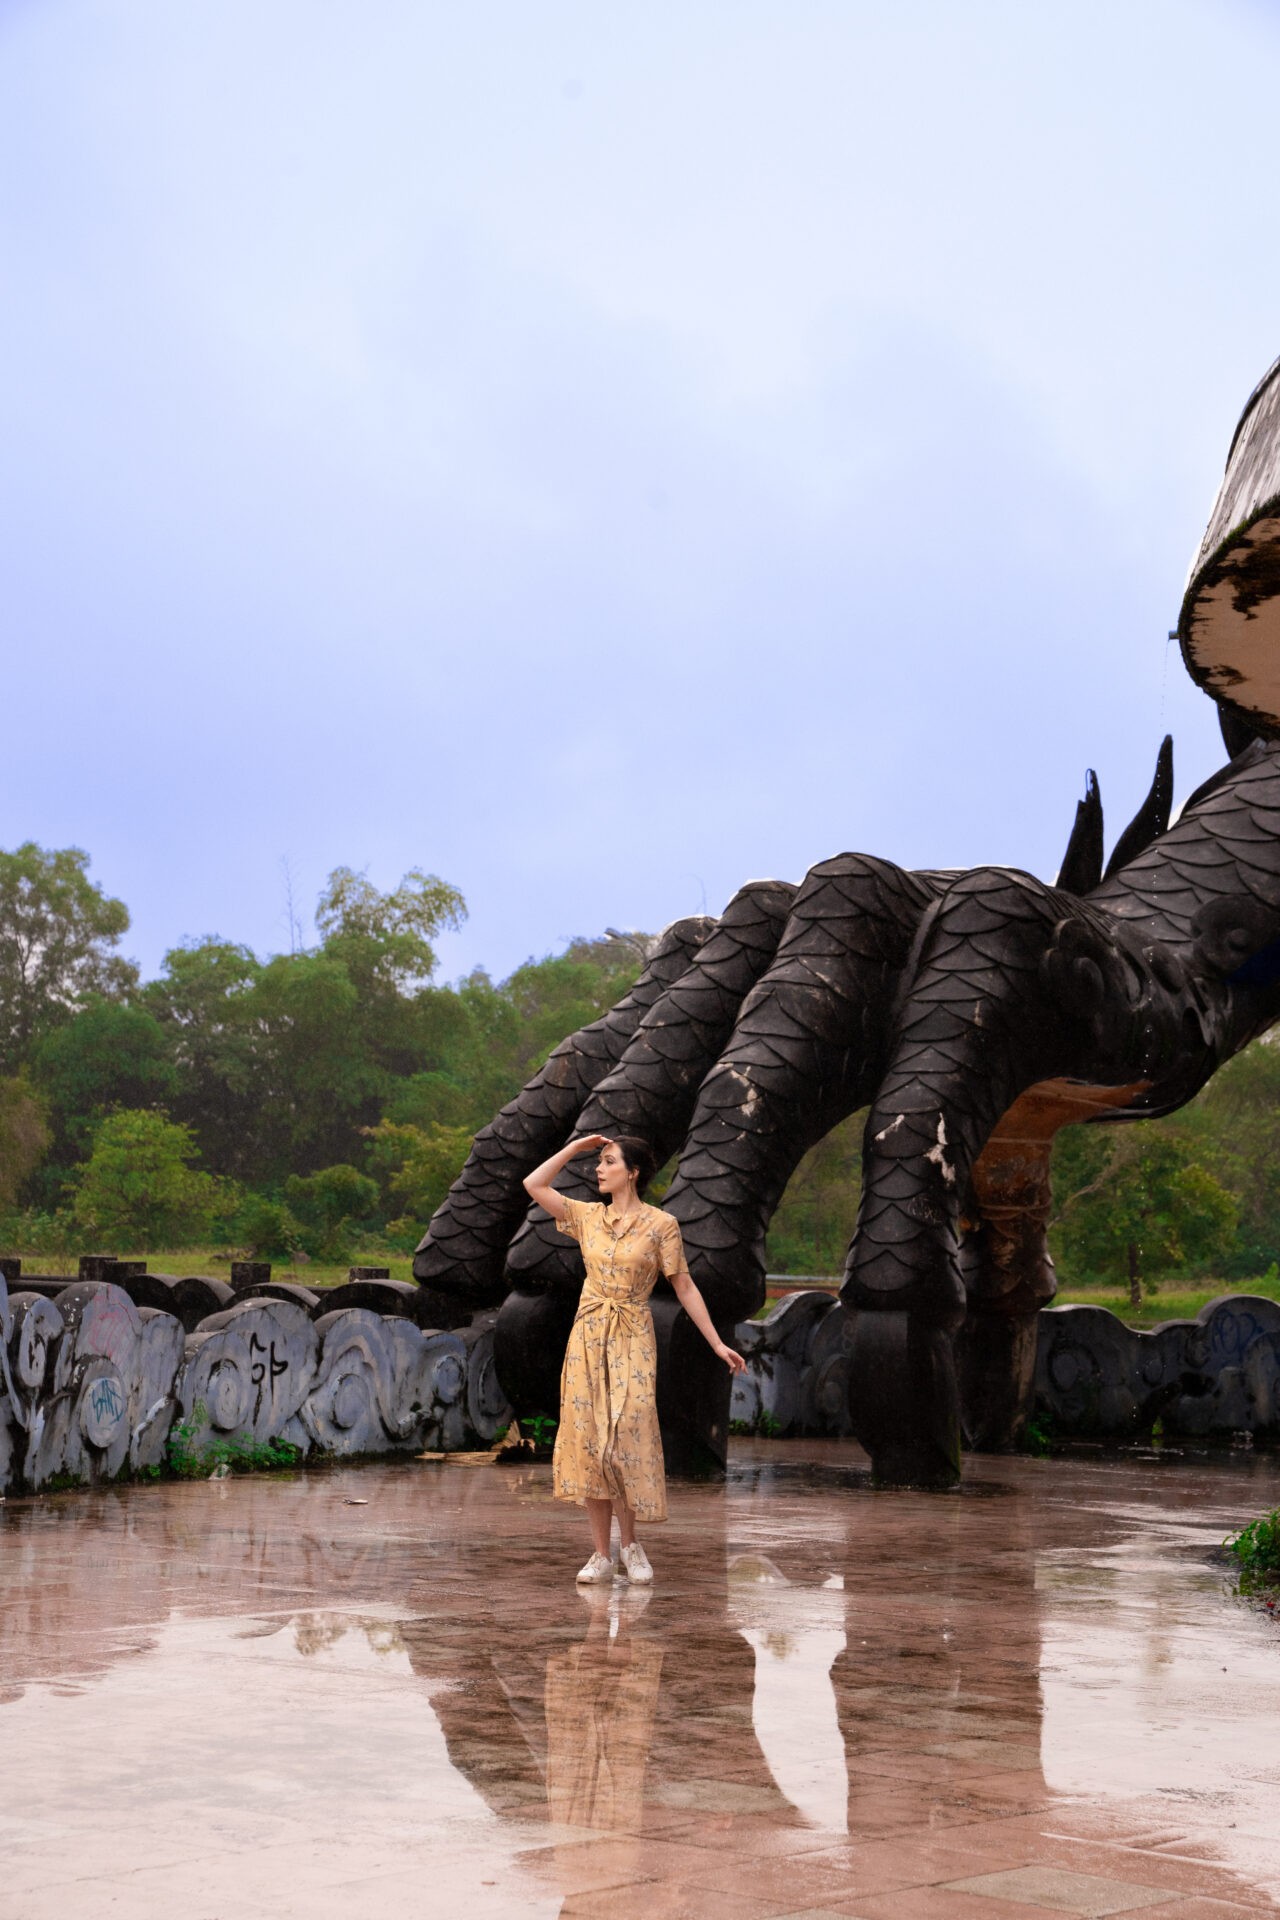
2, 1440, 1279, 1919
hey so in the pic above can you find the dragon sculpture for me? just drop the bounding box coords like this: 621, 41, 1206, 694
415, 355, 1280, 1487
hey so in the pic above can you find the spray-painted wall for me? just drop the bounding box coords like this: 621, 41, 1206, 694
0, 1269, 511, 1494
7, 1261, 1280, 1496
729, 1289, 1280, 1445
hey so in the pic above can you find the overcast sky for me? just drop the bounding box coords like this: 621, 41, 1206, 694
4, 1, 1280, 986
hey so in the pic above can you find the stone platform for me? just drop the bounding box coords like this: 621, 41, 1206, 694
2, 1440, 1280, 1919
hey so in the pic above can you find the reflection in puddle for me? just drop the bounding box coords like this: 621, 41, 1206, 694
6, 1452, 1280, 1915
728, 1554, 849, 1833
545, 1591, 663, 1829
230, 1612, 409, 1661
738, 1624, 848, 1832
1039, 1542, 1280, 1894
289, 1612, 408, 1659
0, 1605, 564, 1918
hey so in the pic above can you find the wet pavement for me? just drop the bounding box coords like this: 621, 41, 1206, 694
2, 1440, 1280, 1920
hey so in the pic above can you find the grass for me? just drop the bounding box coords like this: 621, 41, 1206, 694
8, 1242, 1280, 1331
2, 1244, 418, 1291
1051, 1273, 1280, 1329
165, 1429, 302, 1479
134, 1402, 305, 1481
758, 1271, 1280, 1329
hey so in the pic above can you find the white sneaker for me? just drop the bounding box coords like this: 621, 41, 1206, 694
619, 1542, 653, 1584
575, 1551, 616, 1585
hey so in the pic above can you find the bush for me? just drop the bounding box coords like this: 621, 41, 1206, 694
0, 1206, 76, 1259
165, 1404, 302, 1478
1225, 1507, 1280, 1588
284, 1163, 380, 1258
68, 1109, 222, 1248
364, 1120, 473, 1225
233, 1193, 307, 1260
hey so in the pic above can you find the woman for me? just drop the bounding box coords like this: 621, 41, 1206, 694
523, 1133, 746, 1586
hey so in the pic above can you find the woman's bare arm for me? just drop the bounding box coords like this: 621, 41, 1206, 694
522, 1134, 609, 1220
671, 1271, 747, 1373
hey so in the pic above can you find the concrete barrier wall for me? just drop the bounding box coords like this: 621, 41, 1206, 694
1033, 1294, 1280, 1441
730, 1289, 1280, 1445
8, 1266, 1280, 1494
0, 1271, 511, 1495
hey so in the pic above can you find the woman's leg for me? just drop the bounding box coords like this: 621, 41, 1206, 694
585, 1497, 613, 1556
615, 1501, 636, 1550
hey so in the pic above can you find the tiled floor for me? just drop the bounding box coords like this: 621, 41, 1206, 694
2, 1440, 1279, 1919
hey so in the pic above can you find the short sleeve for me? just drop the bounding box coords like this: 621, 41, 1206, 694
556, 1194, 587, 1243
657, 1212, 686, 1279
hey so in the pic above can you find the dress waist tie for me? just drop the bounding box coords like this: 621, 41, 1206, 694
574, 1291, 652, 1498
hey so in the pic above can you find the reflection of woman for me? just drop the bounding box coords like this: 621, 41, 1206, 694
524, 1134, 746, 1586
545, 1595, 664, 1828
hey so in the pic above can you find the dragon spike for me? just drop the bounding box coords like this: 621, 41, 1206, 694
1219, 704, 1262, 761
1103, 734, 1174, 880
1055, 768, 1103, 896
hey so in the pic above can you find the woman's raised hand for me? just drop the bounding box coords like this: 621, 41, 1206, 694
572, 1133, 612, 1155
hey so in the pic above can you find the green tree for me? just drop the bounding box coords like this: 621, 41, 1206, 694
144, 943, 379, 1182
13, 869, 647, 1220
140, 939, 264, 1175
313, 867, 469, 1091
251, 953, 383, 1174
1179, 1034, 1280, 1278
364, 1118, 474, 1242
136, 874, 471, 1185
69, 1109, 223, 1248
378, 986, 494, 1129
376, 939, 645, 1138
0, 1074, 50, 1210
0, 843, 135, 1071
315, 866, 466, 995
501, 938, 646, 1084
32, 1001, 178, 1164
765, 1110, 866, 1275
1050, 1122, 1239, 1304
284, 1162, 380, 1257
232, 1193, 306, 1261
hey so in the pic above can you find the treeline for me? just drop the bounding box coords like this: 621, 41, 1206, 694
758, 1037, 1280, 1296
0, 843, 640, 1258
757, 1040, 1280, 1295
2, 839, 1279, 1291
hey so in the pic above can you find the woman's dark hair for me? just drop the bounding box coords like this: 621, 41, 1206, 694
612, 1134, 658, 1196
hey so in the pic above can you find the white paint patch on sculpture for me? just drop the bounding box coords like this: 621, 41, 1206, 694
132, 1310, 187, 1471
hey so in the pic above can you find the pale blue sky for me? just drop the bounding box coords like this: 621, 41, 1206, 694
4, 1, 1280, 983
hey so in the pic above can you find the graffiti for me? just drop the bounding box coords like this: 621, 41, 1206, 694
248, 1333, 289, 1418
90, 1377, 123, 1425
728, 1288, 1280, 1444
0, 1276, 510, 1495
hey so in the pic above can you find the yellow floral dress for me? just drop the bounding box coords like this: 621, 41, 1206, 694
553, 1196, 687, 1522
